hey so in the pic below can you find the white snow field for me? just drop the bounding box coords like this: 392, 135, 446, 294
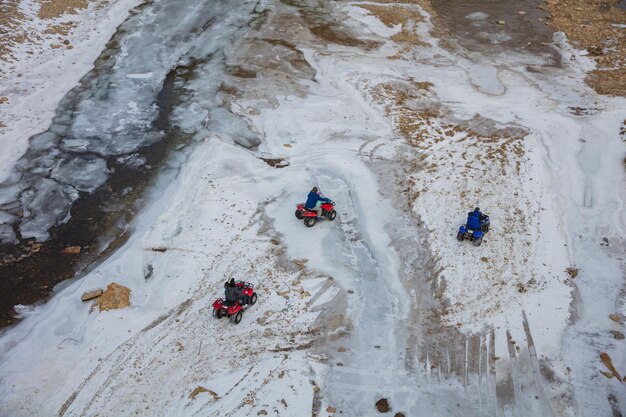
1, 0, 625, 416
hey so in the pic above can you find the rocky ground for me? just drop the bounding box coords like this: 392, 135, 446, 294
544, 0, 626, 96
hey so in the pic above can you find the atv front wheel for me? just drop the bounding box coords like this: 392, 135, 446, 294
216, 308, 224, 319
472, 237, 483, 247
233, 311, 243, 324
328, 210, 337, 221
250, 293, 257, 305
295, 210, 304, 220
482, 224, 490, 233
304, 217, 317, 228
456, 232, 464, 241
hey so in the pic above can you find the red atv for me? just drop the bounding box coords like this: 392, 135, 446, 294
295, 201, 337, 227
212, 281, 257, 324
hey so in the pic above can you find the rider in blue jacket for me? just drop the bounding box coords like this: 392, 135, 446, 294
466, 207, 487, 230
305, 187, 331, 219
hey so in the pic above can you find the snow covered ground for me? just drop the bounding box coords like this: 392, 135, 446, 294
1, 0, 625, 416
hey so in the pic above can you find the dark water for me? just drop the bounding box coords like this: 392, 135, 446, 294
431, 0, 560, 65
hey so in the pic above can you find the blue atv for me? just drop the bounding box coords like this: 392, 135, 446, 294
457, 208, 490, 247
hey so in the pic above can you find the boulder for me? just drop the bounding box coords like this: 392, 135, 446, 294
94, 283, 131, 311
62, 246, 81, 254
81, 289, 103, 302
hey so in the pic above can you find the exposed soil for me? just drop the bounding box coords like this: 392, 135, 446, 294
0, 1, 29, 61
544, 0, 626, 96
38, 0, 90, 20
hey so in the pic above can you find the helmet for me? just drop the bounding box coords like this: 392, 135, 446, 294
312, 187, 318, 193
474, 207, 480, 212
228, 278, 236, 286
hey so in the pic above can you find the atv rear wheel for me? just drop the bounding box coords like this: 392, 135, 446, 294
295, 210, 304, 220
215, 308, 224, 319
472, 236, 483, 247
328, 210, 337, 221
250, 293, 257, 305
482, 223, 490, 233
233, 311, 243, 324
456, 232, 464, 241
304, 217, 317, 227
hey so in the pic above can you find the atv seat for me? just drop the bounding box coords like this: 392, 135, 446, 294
304, 207, 317, 212
223, 299, 238, 307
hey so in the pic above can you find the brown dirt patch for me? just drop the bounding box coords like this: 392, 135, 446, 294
357, 4, 423, 27
544, 0, 626, 96
0, 2, 30, 62
38, 0, 90, 20
44, 21, 77, 35
357, 4, 426, 47
371, 79, 526, 175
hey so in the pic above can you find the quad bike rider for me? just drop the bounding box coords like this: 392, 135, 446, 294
295, 187, 337, 227
466, 207, 489, 232
224, 278, 243, 304
213, 278, 257, 324
305, 187, 331, 219
457, 207, 490, 246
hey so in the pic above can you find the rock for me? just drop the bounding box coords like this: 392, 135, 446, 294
565, 267, 578, 278
517, 10, 527, 15
81, 289, 103, 302
94, 283, 131, 311
189, 386, 219, 400
600, 370, 615, 379
62, 246, 81, 254
375, 398, 390, 412
189, 386, 208, 399
257, 411, 267, 416
257, 317, 267, 325
609, 314, 622, 323
600, 352, 622, 381
338, 346, 346, 352
497, 19, 506, 25
326, 406, 336, 413
610, 331, 625, 340
394, 413, 406, 417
